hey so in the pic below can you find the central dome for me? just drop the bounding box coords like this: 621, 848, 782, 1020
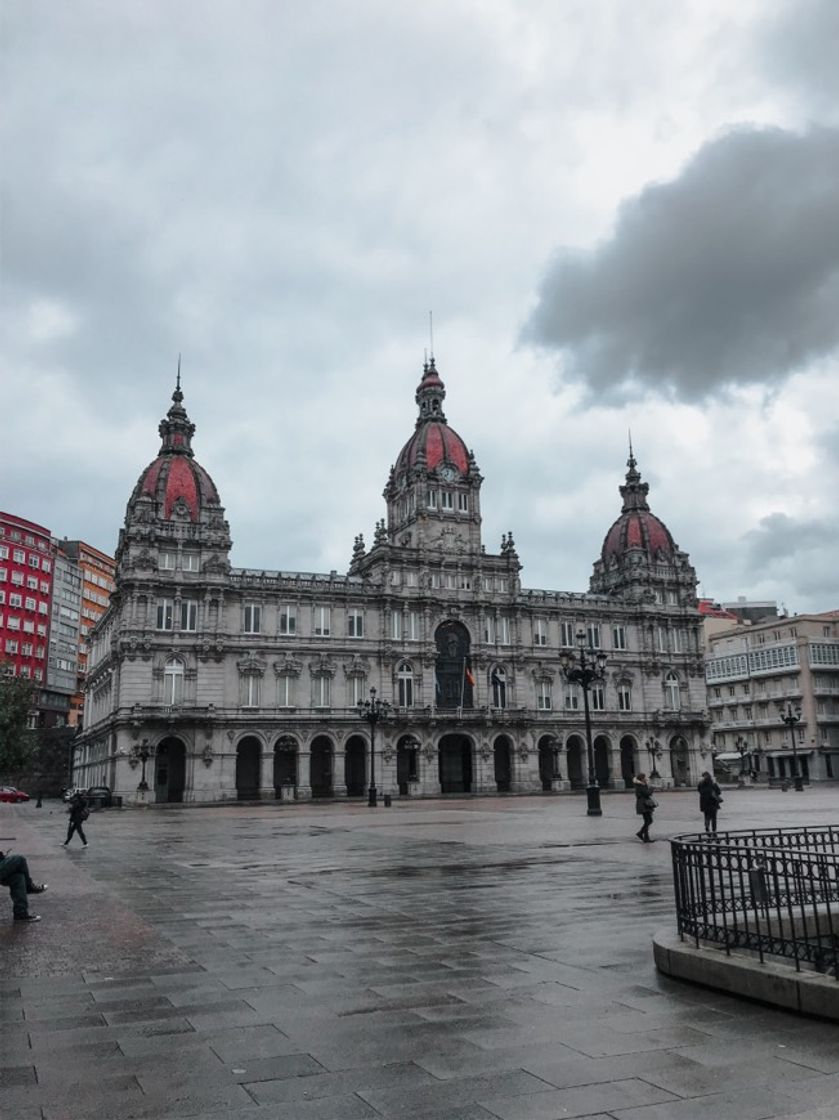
127, 381, 221, 524
393, 359, 470, 478
600, 451, 675, 563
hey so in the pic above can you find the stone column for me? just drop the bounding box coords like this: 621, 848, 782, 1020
296, 746, 312, 800
474, 746, 496, 794
333, 745, 348, 798
260, 748, 275, 801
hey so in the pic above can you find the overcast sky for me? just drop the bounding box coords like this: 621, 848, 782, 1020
2, 0, 837, 614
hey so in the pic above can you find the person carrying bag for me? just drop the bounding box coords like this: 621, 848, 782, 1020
634, 772, 657, 843
698, 770, 723, 835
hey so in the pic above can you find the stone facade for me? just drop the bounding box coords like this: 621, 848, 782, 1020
75, 363, 710, 803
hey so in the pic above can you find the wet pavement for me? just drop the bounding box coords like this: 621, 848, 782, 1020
3, 788, 839, 1120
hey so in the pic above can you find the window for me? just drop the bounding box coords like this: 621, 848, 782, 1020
537, 680, 552, 710
0, 569, 6, 582
491, 667, 507, 709
156, 599, 174, 630
406, 611, 420, 641
618, 683, 632, 711
5, 639, 18, 654
37, 602, 48, 615
349, 675, 366, 706
242, 674, 260, 707
277, 675, 295, 707
313, 675, 331, 707
391, 611, 401, 640
243, 603, 261, 633
26, 576, 38, 590
458, 573, 471, 590
444, 572, 457, 589
560, 622, 575, 647
314, 606, 331, 637
163, 659, 185, 705
404, 571, 418, 587
397, 662, 414, 707
279, 605, 296, 635
11, 572, 23, 585
457, 493, 469, 512
483, 615, 495, 644
587, 624, 601, 649
427, 489, 438, 510
590, 685, 605, 711
13, 549, 24, 563
25, 596, 36, 611
612, 625, 626, 650
564, 688, 579, 711
744, 706, 752, 720
664, 672, 681, 710
180, 600, 198, 631
41, 560, 51, 573
672, 629, 684, 653
440, 491, 454, 511
7, 616, 20, 630
498, 616, 511, 645
534, 620, 548, 646
9, 593, 22, 608
348, 608, 364, 638
159, 552, 176, 570
742, 682, 750, 695
182, 552, 200, 572
657, 627, 668, 653
0, 546, 6, 559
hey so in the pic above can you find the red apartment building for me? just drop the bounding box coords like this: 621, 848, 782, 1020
0, 512, 54, 700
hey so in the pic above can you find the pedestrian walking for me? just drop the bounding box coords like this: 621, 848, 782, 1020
634, 772, 657, 843
64, 791, 89, 847
0, 849, 47, 922
698, 770, 723, 835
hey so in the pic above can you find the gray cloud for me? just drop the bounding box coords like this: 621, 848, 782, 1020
742, 512, 839, 607
523, 126, 839, 402
757, 0, 839, 112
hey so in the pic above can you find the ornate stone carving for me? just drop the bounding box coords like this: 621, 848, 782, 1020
273, 655, 303, 677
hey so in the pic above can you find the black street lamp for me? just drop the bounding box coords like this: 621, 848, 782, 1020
645, 738, 663, 781
777, 701, 803, 791
137, 739, 152, 792
357, 687, 391, 808
735, 735, 750, 785
560, 630, 608, 816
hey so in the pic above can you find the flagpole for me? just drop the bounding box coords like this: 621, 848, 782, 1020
460, 656, 466, 710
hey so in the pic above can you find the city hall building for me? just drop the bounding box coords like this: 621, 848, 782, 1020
75, 361, 709, 803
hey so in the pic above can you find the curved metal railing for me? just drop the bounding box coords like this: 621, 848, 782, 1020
671, 826, 839, 979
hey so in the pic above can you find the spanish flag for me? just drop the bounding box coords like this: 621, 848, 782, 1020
465, 662, 476, 687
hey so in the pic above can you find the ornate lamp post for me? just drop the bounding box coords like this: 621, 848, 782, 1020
735, 734, 750, 786
357, 687, 391, 808
645, 738, 663, 780
777, 701, 803, 791
560, 630, 608, 817
137, 739, 152, 792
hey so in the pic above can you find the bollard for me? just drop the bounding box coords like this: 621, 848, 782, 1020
383, 793, 392, 807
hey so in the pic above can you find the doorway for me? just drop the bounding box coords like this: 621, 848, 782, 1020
345, 736, 367, 796
438, 734, 473, 793
310, 736, 333, 798
494, 736, 512, 793
154, 737, 186, 803
236, 737, 261, 800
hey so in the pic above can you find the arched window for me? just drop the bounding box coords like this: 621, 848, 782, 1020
163, 658, 184, 705
491, 666, 507, 709
397, 661, 414, 707
664, 672, 681, 710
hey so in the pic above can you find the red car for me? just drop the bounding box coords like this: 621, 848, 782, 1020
0, 787, 30, 802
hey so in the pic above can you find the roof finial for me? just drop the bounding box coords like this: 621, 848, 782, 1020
428, 310, 434, 362
627, 428, 635, 468
176, 353, 181, 392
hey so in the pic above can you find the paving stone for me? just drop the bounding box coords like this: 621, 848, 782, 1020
0, 1064, 37, 1087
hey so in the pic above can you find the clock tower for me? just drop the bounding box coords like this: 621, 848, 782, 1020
381, 358, 484, 558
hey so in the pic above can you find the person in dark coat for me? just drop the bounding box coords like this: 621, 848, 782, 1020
64, 792, 89, 847
634, 772, 657, 843
0, 849, 47, 922
698, 771, 722, 834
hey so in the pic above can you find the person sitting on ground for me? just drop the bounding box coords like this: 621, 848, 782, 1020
0, 849, 47, 922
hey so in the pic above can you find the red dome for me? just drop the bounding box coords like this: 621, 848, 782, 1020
132, 455, 220, 522
395, 421, 470, 476
602, 508, 674, 562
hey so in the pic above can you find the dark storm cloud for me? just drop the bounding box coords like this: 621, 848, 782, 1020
757, 0, 839, 110
524, 126, 839, 402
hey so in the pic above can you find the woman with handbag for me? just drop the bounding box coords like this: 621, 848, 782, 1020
64, 792, 89, 847
698, 771, 722, 835
633, 773, 657, 843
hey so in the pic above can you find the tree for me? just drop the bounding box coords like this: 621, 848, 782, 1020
0, 667, 36, 777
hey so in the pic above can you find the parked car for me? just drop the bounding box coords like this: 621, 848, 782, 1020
86, 786, 113, 809
0, 786, 30, 802
63, 786, 87, 802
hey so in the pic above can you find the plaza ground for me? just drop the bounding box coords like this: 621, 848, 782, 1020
2, 788, 839, 1120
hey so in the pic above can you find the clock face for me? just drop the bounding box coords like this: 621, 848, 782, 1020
440, 465, 457, 482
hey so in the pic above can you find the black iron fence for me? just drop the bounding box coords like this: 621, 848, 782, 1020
671, 826, 839, 979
